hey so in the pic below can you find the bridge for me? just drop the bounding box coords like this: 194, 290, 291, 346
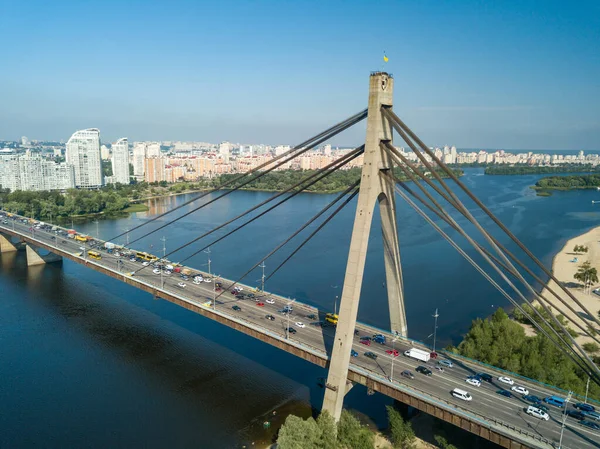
1, 73, 599, 449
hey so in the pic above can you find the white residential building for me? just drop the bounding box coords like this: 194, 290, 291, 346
0, 154, 74, 191
132, 143, 147, 179
146, 142, 161, 157
65, 128, 103, 188
111, 137, 130, 184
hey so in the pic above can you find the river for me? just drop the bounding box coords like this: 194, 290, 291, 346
1, 168, 599, 448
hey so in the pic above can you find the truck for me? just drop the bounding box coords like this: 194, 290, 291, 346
104, 242, 116, 250
181, 268, 192, 276
75, 234, 90, 242
403, 348, 430, 362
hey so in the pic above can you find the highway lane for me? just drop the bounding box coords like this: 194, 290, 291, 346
1, 216, 599, 449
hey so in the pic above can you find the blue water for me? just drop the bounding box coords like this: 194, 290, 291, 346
1, 168, 599, 448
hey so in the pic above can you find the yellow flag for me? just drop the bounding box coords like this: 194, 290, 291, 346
383, 54, 389, 62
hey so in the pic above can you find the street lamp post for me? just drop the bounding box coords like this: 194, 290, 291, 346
432, 308, 439, 355
160, 236, 166, 289
205, 247, 212, 277
390, 337, 398, 382
213, 275, 219, 311
585, 375, 590, 404
559, 391, 572, 449
94, 219, 99, 239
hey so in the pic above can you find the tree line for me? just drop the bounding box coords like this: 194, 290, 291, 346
534, 174, 600, 190
486, 164, 600, 176
452, 308, 600, 401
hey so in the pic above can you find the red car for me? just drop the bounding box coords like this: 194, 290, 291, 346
360, 340, 371, 346
430, 352, 438, 359
386, 349, 399, 357
230, 290, 237, 295
256, 302, 265, 307
215, 287, 222, 292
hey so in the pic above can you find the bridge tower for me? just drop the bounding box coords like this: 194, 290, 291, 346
322, 72, 406, 420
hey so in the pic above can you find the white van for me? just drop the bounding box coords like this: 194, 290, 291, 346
452, 388, 472, 401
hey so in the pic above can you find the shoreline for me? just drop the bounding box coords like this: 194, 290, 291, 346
532, 226, 600, 346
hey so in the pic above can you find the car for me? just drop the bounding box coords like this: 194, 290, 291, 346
386, 349, 399, 357
496, 389, 512, 398
575, 403, 596, 412
256, 302, 265, 307
163, 270, 171, 275
526, 406, 549, 421
306, 314, 317, 320
350, 349, 358, 357
177, 282, 186, 288
401, 370, 414, 379
360, 340, 371, 346
265, 314, 275, 321
181, 275, 189, 281
232, 305, 241, 311
295, 322, 306, 328
153, 268, 161, 274
523, 395, 542, 405
266, 298, 275, 304
435, 366, 444, 373
142, 261, 150, 266
477, 373, 493, 383
438, 360, 453, 368
230, 290, 237, 295
498, 376, 514, 385
580, 420, 600, 430
430, 352, 438, 359
365, 352, 377, 360
360, 336, 372, 342
286, 327, 297, 334
215, 287, 222, 292
581, 410, 600, 421
466, 377, 481, 387
203, 278, 211, 283
416, 366, 432, 376
235, 295, 245, 300
511, 386, 529, 396
566, 410, 586, 420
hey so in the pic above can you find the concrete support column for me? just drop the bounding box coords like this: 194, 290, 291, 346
322, 72, 406, 421
0, 234, 17, 253
25, 243, 62, 266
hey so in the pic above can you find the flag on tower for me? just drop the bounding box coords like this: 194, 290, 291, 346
383, 53, 389, 63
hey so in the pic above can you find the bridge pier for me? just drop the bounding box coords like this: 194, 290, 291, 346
0, 233, 17, 253
322, 71, 407, 421
24, 243, 62, 266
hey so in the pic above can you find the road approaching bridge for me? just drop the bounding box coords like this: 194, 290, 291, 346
0, 212, 598, 449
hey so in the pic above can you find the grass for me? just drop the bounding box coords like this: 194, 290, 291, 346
536, 191, 552, 197
123, 203, 149, 213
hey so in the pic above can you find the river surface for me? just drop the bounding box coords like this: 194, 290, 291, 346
2, 168, 600, 448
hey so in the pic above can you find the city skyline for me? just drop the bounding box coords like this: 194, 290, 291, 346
1, 1, 599, 150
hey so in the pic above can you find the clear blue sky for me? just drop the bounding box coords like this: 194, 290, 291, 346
1, 0, 599, 150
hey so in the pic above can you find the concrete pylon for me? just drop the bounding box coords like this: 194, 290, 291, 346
0, 234, 17, 253
322, 72, 406, 420
25, 243, 62, 266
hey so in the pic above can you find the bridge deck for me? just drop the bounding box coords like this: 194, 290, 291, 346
0, 214, 598, 449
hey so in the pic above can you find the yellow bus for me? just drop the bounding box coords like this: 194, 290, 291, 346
136, 251, 158, 262
75, 234, 89, 242
87, 250, 101, 260
325, 313, 338, 325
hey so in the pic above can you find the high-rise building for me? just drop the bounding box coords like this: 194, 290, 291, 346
0, 153, 74, 192
21, 136, 29, 146
132, 143, 147, 179
65, 128, 103, 188
111, 137, 130, 185
146, 142, 161, 157
144, 157, 167, 183
100, 144, 111, 160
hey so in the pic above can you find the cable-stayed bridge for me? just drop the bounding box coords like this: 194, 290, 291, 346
1, 73, 599, 449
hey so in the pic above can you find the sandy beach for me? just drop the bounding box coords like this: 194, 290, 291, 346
536, 226, 600, 346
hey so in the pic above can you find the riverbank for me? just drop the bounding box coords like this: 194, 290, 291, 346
534, 227, 600, 348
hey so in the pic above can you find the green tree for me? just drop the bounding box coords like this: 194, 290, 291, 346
386, 406, 415, 449
278, 415, 322, 449
316, 411, 338, 449
583, 342, 599, 353
434, 435, 458, 449
337, 411, 374, 449
574, 261, 598, 287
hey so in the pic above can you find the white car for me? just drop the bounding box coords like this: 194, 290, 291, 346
498, 376, 514, 385
163, 270, 171, 275
153, 268, 161, 274
466, 378, 481, 387
295, 322, 306, 328
142, 261, 150, 266
511, 386, 529, 395
203, 278, 212, 283
526, 406, 549, 421
177, 282, 186, 288
266, 298, 275, 304
193, 280, 202, 285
